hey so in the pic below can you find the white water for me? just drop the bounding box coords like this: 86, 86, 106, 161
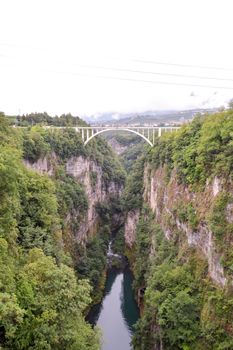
107, 240, 121, 259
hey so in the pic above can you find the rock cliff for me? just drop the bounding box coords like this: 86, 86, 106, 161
125, 163, 233, 287
24, 155, 122, 242
125, 209, 140, 248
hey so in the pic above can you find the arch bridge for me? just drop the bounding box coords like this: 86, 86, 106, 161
42, 125, 180, 146
74, 126, 180, 146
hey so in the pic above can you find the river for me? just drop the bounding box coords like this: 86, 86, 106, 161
88, 267, 140, 350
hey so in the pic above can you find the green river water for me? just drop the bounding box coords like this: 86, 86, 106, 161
88, 267, 140, 350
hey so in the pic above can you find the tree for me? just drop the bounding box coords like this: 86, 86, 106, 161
2, 249, 100, 350
228, 98, 233, 109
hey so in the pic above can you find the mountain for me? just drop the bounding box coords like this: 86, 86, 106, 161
82, 107, 219, 126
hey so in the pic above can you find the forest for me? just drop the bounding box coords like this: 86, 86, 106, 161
123, 108, 233, 350
0, 112, 125, 349
1, 108, 233, 350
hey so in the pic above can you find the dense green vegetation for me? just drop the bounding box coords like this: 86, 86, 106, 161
14, 112, 87, 127
55, 172, 88, 234
3, 107, 233, 350
146, 112, 233, 277
148, 110, 233, 187
127, 111, 233, 349
121, 142, 145, 172
0, 112, 126, 349
132, 208, 233, 350
207, 192, 233, 276
21, 125, 125, 186
112, 228, 125, 255
0, 245, 100, 350
123, 155, 145, 211
0, 113, 101, 349
208, 192, 233, 242
173, 201, 199, 231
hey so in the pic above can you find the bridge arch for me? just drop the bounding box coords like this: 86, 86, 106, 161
84, 128, 153, 146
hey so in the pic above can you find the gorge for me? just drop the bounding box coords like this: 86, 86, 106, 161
1, 109, 233, 350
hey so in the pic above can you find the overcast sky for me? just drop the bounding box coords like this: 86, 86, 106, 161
1, 0, 233, 117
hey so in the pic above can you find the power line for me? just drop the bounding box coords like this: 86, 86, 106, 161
130, 58, 233, 72
1, 50, 233, 89
1, 43, 233, 72
1, 53, 233, 83
70, 63, 233, 82
46, 69, 233, 90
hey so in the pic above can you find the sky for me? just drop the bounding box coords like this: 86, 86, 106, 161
0, 0, 233, 117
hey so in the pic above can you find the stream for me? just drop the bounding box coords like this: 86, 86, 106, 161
88, 243, 140, 350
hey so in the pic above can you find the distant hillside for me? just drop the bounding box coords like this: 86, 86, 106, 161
83, 107, 219, 126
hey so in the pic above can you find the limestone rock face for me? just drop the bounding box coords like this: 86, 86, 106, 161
124, 161, 232, 287
106, 138, 128, 155
24, 153, 57, 175
66, 156, 122, 241
143, 165, 232, 287
24, 155, 122, 242
125, 209, 140, 248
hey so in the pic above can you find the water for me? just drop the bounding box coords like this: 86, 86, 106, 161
88, 267, 140, 350
107, 241, 121, 259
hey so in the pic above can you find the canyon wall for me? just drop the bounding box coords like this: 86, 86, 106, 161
125, 209, 140, 248
125, 164, 233, 287
24, 154, 122, 242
